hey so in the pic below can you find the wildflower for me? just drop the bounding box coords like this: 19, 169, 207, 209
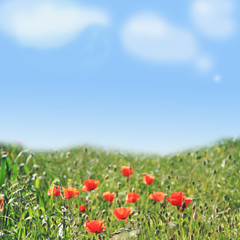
114, 207, 132, 222
0, 198, 4, 211
7, 152, 13, 157
79, 205, 87, 213
82, 179, 100, 191
63, 187, 79, 199
165, 192, 191, 207
67, 179, 73, 186
143, 174, 155, 185
103, 192, 115, 203
121, 166, 134, 178
47, 185, 61, 197
126, 192, 140, 203
149, 192, 165, 202
84, 220, 106, 233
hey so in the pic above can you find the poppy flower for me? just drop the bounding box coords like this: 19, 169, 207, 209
103, 192, 115, 203
82, 179, 100, 192
48, 185, 61, 197
149, 192, 165, 202
79, 205, 87, 213
143, 174, 155, 185
0, 198, 4, 211
126, 192, 140, 203
114, 207, 132, 222
63, 187, 79, 199
121, 166, 134, 178
165, 192, 191, 207
84, 220, 106, 233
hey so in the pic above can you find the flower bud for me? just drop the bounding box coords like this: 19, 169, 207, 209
31, 197, 37, 202
192, 203, 196, 210
42, 222, 47, 227
50, 224, 55, 230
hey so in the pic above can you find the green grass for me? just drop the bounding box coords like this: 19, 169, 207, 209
0, 139, 240, 239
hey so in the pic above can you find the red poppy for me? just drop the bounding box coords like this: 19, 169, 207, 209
79, 205, 87, 213
143, 174, 155, 185
121, 166, 134, 178
82, 179, 100, 191
48, 185, 61, 197
103, 192, 115, 203
165, 192, 191, 207
114, 207, 132, 222
0, 198, 4, 211
126, 192, 140, 203
149, 192, 165, 202
84, 220, 106, 233
63, 187, 79, 199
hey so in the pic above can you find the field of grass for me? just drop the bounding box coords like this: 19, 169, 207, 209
0, 139, 240, 239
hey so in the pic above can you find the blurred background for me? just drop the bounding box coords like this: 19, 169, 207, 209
0, 0, 239, 154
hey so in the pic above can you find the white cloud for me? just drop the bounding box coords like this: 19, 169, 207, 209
213, 74, 222, 83
0, 0, 109, 48
195, 55, 213, 73
191, 0, 235, 39
121, 14, 198, 63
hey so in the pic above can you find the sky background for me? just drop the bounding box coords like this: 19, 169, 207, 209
0, 0, 240, 154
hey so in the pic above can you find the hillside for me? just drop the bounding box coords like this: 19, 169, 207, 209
0, 139, 239, 239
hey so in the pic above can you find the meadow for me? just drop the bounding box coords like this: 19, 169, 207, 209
0, 139, 239, 239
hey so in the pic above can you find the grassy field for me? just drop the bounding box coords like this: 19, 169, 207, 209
0, 139, 239, 239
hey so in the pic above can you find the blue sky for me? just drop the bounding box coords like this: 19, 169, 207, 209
0, 0, 240, 154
